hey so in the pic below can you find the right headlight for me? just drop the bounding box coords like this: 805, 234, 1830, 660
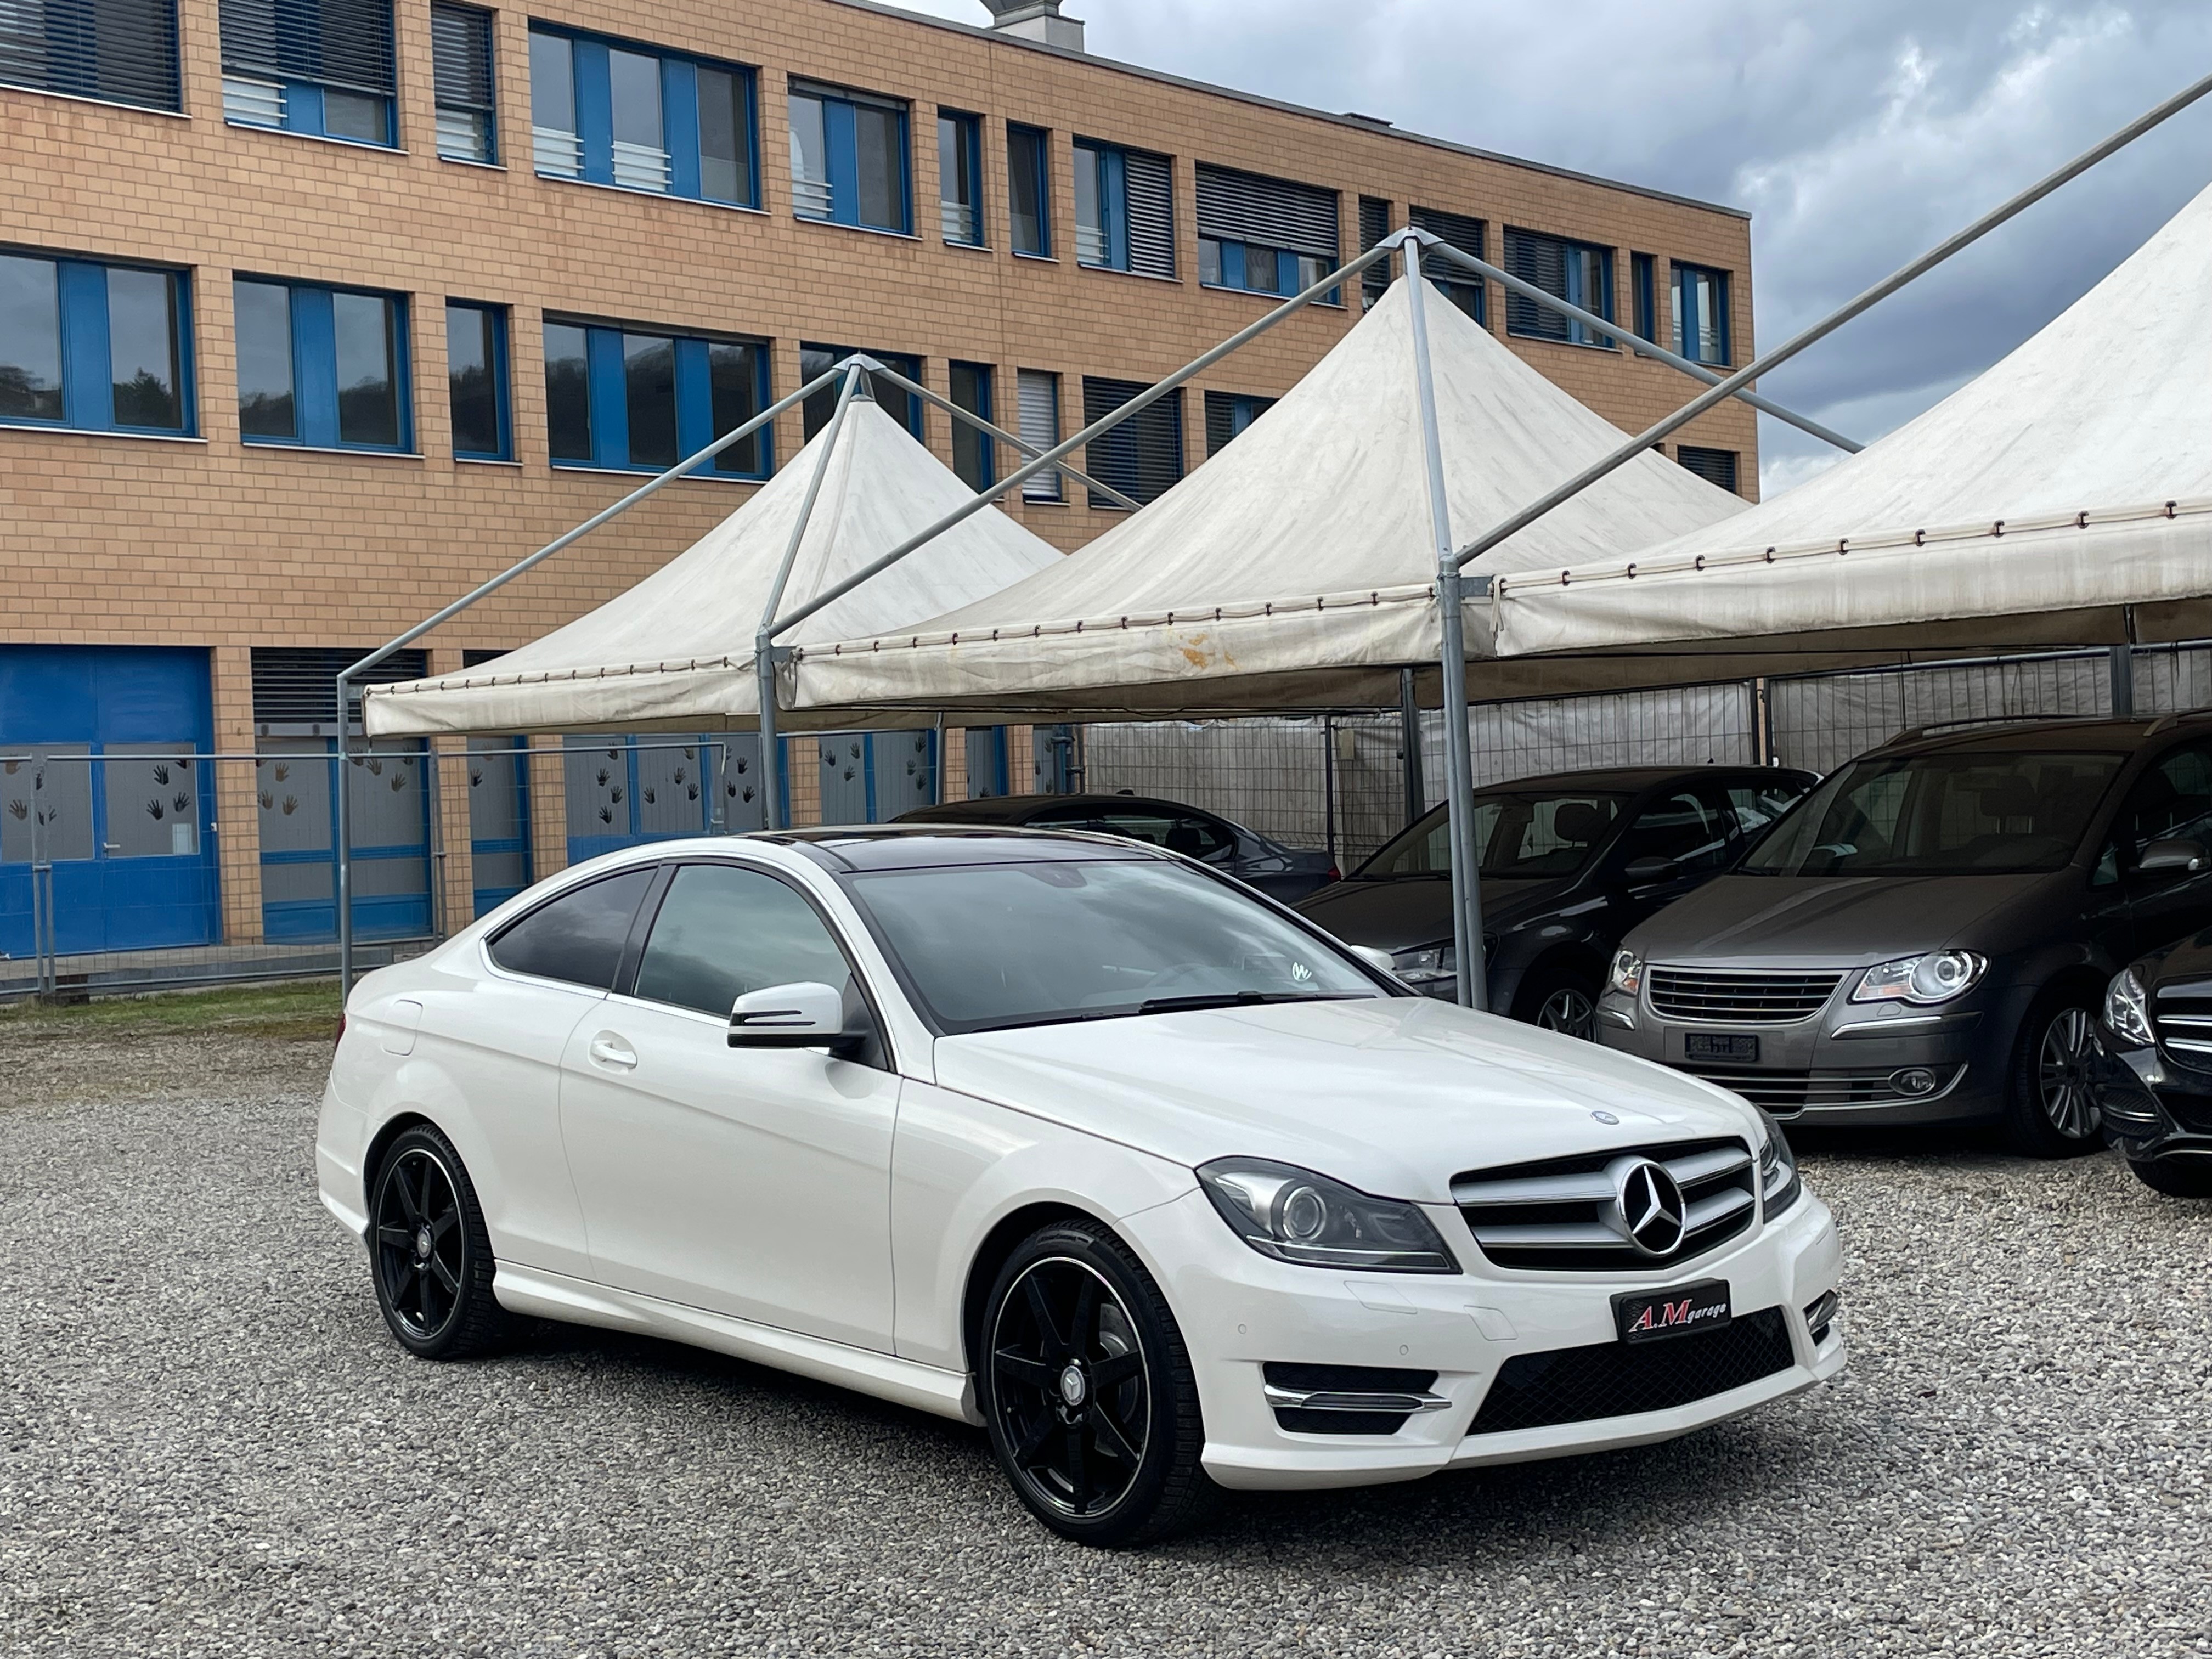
1851, 950, 1987, 1006
1608, 949, 1644, 996
1755, 1106, 1803, 1217
1197, 1158, 1459, 1273
2103, 967, 2155, 1049
1390, 943, 1454, 979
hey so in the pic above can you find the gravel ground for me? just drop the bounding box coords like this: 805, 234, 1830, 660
3, 1023, 2210, 1659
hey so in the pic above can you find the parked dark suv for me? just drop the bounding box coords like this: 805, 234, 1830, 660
890, 792, 1341, 902
1599, 714, 2212, 1155
1296, 765, 1814, 1035
2093, 927, 2212, 1197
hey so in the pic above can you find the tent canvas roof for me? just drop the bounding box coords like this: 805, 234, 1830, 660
363, 399, 1065, 736
789, 279, 1749, 721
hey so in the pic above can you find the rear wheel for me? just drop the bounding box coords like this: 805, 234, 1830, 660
978, 1219, 1213, 1547
1517, 964, 1601, 1042
369, 1124, 511, 1359
2128, 1156, 2212, 1198
2002, 992, 2104, 1158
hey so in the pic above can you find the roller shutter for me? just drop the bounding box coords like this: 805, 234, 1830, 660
219, 0, 394, 97
1082, 377, 1183, 509
1, 0, 181, 111
1411, 206, 1486, 323
1125, 150, 1176, 279
1196, 163, 1339, 262
1359, 195, 1392, 306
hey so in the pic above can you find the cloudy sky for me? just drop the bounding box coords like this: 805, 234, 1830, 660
880, 1, 2212, 495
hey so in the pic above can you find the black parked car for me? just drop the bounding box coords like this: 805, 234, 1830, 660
1600, 714, 2212, 1156
2094, 925, 2212, 1197
889, 792, 1341, 902
1296, 765, 1814, 1036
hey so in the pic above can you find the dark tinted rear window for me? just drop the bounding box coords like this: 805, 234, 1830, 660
488, 868, 654, 988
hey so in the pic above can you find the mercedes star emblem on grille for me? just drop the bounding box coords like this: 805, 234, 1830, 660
1610, 1158, 1688, 1257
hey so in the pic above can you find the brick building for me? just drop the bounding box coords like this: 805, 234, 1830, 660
1, 0, 1757, 961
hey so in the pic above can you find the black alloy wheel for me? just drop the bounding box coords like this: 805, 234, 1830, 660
369, 1124, 510, 1359
980, 1220, 1212, 1546
2003, 992, 2104, 1157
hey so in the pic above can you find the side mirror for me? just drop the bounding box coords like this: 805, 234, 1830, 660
1621, 855, 1680, 885
2137, 838, 2208, 876
1348, 944, 1397, 976
728, 981, 865, 1057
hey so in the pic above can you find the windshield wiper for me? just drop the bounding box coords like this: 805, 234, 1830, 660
1134, 991, 1366, 1015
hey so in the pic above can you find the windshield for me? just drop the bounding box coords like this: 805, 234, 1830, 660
1356, 791, 1628, 880
1741, 750, 2124, 877
844, 857, 1384, 1034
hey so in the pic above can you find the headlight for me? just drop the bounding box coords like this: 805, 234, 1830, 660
1609, 949, 1644, 996
1850, 950, 1987, 1006
1390, 943, 1454, 978
1196, 1158, 1459, 1273
1754, 1107, 1803, 1216
2104, 968, 2155, 1049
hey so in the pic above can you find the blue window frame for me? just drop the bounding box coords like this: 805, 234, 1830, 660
445, 300, 510, 460
949, 359, 994, 490
1, 251, 193, 436
1073, 140, 1175, 278
1632, 251, 1658, 343
789, 80, 911, 234
800, 343, 922, 441
544, 318, 771, 477
220, 0, 398, 148
938, 109, 984, 245
1504, 227, 1615, 348
527, 25, 759, 208
1007, 123, 1051, 257
233, 276, 410, 451
1203, 390, 1274, 456
431, 2, 497, 163
1, 0, 181, 111
1196, 164, 1339, 304
1674, 261, 1731, 366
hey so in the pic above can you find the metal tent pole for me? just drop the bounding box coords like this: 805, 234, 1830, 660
1404, 239, 1487, 1011
1398, 666, 1425, 826
757, 361, 866, 831
336, 675, 353, 993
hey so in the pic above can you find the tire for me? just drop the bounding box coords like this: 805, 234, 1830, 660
2128, 1156, 2212, 1198
977, 1218, 1214, 1547
1516, 963, 1601, 1043
2001, 991, 2104, 1158
368, 1123, 511, 1360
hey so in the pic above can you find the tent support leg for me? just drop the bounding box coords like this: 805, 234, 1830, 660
336, 671, 353, 999
1399, 667, 1425, 826
758, 651, 783, 830
1404, 242, 1487, 1012
2109, 644, 2136, 718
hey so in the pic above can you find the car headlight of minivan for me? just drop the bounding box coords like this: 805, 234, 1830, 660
1754, 1107, 1803, 1217
1390, 943, 1454, 978
1196, 1158, 1459, 1273
1609, 949, 1644, 996
2103, 967, 2155, 1049
1850, 950, 1987, 1006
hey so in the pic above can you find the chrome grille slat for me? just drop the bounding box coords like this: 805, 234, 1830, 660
2155, 992, 2212, 1063
1468, 1221, 1622, 1249
1453, 1137, 1759, 1272
1663, 1146, 1752, 1184
1684, 1188, 1753, 1230
1449, 1171, 1616, 1206
1647, 967, 1844, 1025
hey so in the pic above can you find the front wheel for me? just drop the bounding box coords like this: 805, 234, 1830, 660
978, 1220, 1213, 1546
1517, 965, 1601, 1042
2002, 992, 2104, 1158
369, 1123, 511, 1359
2129, 1155, 2212, 1198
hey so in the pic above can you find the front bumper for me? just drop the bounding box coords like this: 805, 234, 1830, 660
2092, 1036, 2212, 1161
1122, 1184, 1843, 1492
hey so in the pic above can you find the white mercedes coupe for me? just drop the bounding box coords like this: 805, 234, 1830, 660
318, 827, 1844, 1545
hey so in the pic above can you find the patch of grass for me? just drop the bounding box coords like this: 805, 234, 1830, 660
0, 980, 342, 1042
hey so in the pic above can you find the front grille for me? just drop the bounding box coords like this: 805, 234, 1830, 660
1647, 967, 1844, 1024
1452, 1138, 1757, 1271
1689, 1065, 1964, 1118
1468, 1307, 1795, 1435
2153, 979, 2212, 1067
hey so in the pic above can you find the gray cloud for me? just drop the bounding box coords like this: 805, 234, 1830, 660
882, 1, 2212, 492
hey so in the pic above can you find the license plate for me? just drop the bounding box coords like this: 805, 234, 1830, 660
1613, 1279, 1733, 1345
1685, 1031, 1759, 1063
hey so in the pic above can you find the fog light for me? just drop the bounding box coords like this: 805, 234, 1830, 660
1890, 1066, 1939, 1096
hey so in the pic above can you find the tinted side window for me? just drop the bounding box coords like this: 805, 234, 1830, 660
633, 864, 853, 1017
488, 868, 654, 988
1617, 790, 1731, 876
1723, 778, 1809, 837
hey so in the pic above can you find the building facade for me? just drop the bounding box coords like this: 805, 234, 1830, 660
1, 0, 1757, 962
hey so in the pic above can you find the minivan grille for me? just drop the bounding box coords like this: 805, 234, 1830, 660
1468, 1307, 1794, 1435
1451, 1137, 1757, 1271
2153, 979, 2212, 1066
1647, 967, 1843, 1024
1689, 1065, 1964, 1117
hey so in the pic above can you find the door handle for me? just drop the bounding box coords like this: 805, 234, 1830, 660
588, 1032, 638, 1070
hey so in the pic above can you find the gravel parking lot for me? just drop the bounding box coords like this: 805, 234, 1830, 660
3, 1005, 2209, 1659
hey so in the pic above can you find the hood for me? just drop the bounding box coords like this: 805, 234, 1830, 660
929, 997, 1757, 1203
1297, 877, 1566, 952
1624, 871, 2060, 968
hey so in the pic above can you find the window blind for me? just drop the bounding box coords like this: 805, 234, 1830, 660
430, 3, 490, 112
221, 0, 394, 95
1125, 150, 1175, 279
1, 0, 181, 111
1675, 445, 1739, 495
1411, 206, 1485, 322
1082, 377, 1183, 509
1195, 163, 1339, 263
1017, 370, 1060, 501
1358, 196, 1392, 305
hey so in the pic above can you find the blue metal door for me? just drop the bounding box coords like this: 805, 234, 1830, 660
466, 737, 533, 917
255, 738, 432, 941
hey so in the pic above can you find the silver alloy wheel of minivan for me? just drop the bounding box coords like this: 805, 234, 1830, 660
2037, 1006, 2099, 1139
1537, 987, 1598, 1042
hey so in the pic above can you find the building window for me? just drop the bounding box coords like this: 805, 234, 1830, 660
1203, 390, 1274, 456
788, 80, 910, 234
430, 3, 496, 163
1, 0, 180, 111
1409, 207, 1485, 325
234, 278, 408, 450
1007, 123, 1051, 257
1197, 163, 1340, 304
1, 251, 192, 435
1082, 377, 1182, 509
445, 301, 508, 460
543, 319, 770, 476
220, 0, 398, 148
527, 26, 758, 207
1632, 252, 1657, 343
1358, 196, 1392, 309
1072, 139, 1174, 278
1017, 369, 1059, 500
1674, 261, 1731, 365
1675, 444, 1739, 494
948, 360, 994, 490
1503, 227, 1614, 347
938, 110, 984, 245
799, 343, 922, 439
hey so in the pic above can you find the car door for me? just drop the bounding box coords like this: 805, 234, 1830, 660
555, 859, 900, 1351
2109, 741, 2212, 957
